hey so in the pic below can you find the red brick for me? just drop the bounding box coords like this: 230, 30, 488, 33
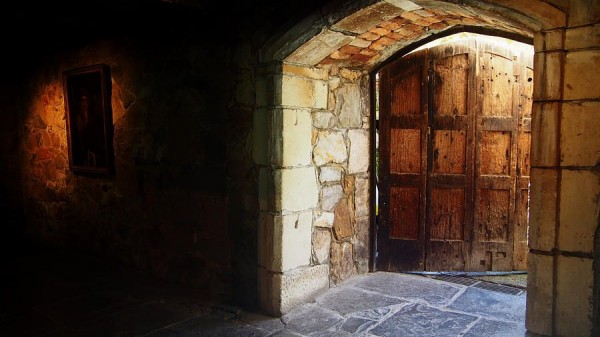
339, 45, 362, 55
350, 53, 373, 63
369, 41, 387, 51
377, 36, 396, 46
390, 17, 410, 26
430, 22, 449, 31
404, 23, 425, 33
359, 48, 378, 56
330, 50, 351, 60
358, 31, 380, 41
370, 27, 390, 36
386, 32, 405, 41
400, 11, 422, 21
379, 21, 401, 31
461, 17, 479, 25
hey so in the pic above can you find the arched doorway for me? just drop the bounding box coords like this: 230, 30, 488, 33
375, 33, 533, 272
256, 1, 600, 336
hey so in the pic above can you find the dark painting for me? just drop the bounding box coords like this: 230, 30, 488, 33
63, 64, 114, 175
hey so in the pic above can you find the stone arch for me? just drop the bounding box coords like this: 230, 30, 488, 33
256, 1, 600, 336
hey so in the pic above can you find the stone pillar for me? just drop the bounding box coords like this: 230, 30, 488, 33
527, 1, 600, 336
255, 63, 330, 316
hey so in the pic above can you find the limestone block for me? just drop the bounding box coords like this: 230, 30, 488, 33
556, 256, 593, 337
259, 211, 313, 272
321, 184, 344, 212
355, 177, 370, 218
314, 211, 334, 228
545, 29, 565, 51
330, 241, 357, 284
282, 64, 329, 81
528, 168, 557, 252
319, 166, 343, 183
559, 170, 599, 253
560, 101, 600, 166
348, 130, 370, 174
278, 109, 313, 167
258, 213, 275, 269
253, 108, 271, 166
278, 74, 328, 109
258, 167, 275, 212
335, 84, 363, 128
285, 29, 353, 66
568, 0, 600, 27
279, 212, 313, 272
312, 228, 331, 264
313, 131, 348, 166
255, 72, 274, 108
533, 51, 563, 101
526, 252, 554, 336
258, 265, 330, 316
566, 24, 600, 50
564, 50, 600, 100
277, 167, 319, 212
531, 102, 559, 167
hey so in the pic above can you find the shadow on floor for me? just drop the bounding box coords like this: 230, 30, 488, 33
0, 241, 527, 337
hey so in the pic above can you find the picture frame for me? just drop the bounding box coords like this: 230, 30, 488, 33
63, 64, 114, 176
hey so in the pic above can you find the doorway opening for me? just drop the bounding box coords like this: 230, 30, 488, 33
374, 32, 533, 274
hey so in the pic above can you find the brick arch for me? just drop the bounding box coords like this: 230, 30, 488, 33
256, 2, 600, 336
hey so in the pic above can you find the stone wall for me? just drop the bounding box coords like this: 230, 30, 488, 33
256, 62, 372, 315
526, 1, 600, 336
14, 13, 256, 303
312, 66, 371, 284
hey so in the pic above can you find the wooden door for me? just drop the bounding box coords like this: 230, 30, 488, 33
377, 49, 429, 271
377, 37, 532, 272
426, 41, 476, 271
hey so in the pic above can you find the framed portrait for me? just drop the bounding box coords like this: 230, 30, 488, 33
63, 64, 114, 176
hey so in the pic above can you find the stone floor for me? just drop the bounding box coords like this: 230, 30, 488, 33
1, 243, 527, 337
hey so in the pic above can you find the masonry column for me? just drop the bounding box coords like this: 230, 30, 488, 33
255, 62, 330, 315
527, 1, 600, 336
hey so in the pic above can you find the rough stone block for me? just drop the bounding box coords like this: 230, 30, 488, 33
319, 166, 343, 183
314, 211, 334, 228
528, 168, 557, 252
560, 101, 600, 166
312, 228, 331, 264
335, 83, 363, 128
348, 130, 369, 174
278, 75, 328, 109
533, 51, 563, 101
566, 24, 600, 50
526, 252, 553, 336
321, 184, 344, 212
330, 241, 356, 284
564, 50, 600, 100
354, 177, 369, 218
313, 131, 348, 166
559, 170, 599, 253
556, 256, 593, 337
276, 167, 319, 212
531, 102, 559, 167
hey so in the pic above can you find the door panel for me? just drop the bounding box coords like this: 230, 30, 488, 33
377, 50, 428, 271
377, 36, 532, 272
